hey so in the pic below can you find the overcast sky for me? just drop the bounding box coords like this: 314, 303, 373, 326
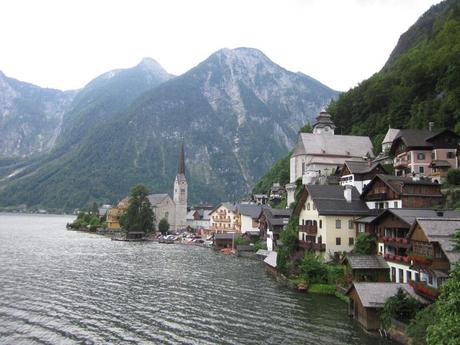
0, 0, 442, 92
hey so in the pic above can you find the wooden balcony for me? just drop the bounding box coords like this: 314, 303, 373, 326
380, 236, 411, 248
409, 281, 440, 301
384, 253, 411, 264
299, 224, 317, 235
394, 159, 408, 168
365, 193, 387, 201
299, 240, 325, 252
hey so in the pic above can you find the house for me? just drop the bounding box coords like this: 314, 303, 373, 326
342, 255, 389, 285
209, 203, 238, 233
346, 282, 428, 331
293, 185, 370, 259
148, 194, 176, 230
361, 174, 443, 210
258, 207, 291, 251
287, 111, 374, 205
368, 208, 460, 284
390, 128, 459, 182
269, 183, 285, 202
407, 217, 460, 297
253, 194, 268, 205
106, 197, 128, 229
235, 204, 264, 234
214, 232, 239, 250
186, 208, 212, 230
340, 160, 387, 194
373, 127, 401, 165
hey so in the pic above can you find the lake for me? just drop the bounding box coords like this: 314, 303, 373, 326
0, 214, 396, 344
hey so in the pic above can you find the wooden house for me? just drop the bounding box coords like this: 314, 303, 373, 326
361, 174, 443, 210
340, 160, 387, 194
343, 255, 389, 285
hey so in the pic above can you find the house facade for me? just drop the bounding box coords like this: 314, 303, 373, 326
148, 194, 176, 230
235, 204, 263, 234
209, 203, 238, 233
340, 160, 387, 194
390, 128, 459, 182
287, 111, 374, 205
294, 185, 370, 259
361, 174, 443, 210
258, 207, 291, 251
186, 209, 211, 230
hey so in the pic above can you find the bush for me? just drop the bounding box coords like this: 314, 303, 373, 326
299, 252, 328, 284
407, 304, 437, 345
380, 288, 423, 330
447, 169, 460, 185
353, 233, 377, 255
253, 240, 267, 251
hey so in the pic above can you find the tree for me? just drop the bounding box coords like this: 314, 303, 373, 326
299, 252, 328, 284
353, 233, 377, 255
299, 123, 313, 133
447, 169, 460, 185
407, 304, 437, 345
123, 184, 154, 234
426, 262, 460, 345
380, 287, 423, 330
90, 202, 99, 215
452, 230, 460, 251
158, 218, 170, 235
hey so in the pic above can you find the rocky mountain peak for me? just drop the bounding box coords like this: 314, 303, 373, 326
136, 57, 171, 80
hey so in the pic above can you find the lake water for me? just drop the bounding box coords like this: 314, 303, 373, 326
0, 214, 397, 345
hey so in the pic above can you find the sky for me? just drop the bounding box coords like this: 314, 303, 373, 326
0, 0, 443, 92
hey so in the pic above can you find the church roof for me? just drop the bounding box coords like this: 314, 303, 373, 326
147, 194, 171, 206
382, 128, 400, 144
292, 133, 374, 158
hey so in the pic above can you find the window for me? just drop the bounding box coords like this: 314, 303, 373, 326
415, 272, 420, 282
428, 275, 433, 285
307, 203, 310, 210
393, 201, 398, 208
335, 219, 341, 229
358, 223, 365, 233
419, 166, 424, 173
348, 220, 353, 229
398, 269, 404, 283
431, 152, 435, 159
312, 203, 316, 210
336, 237, 341, 245
349, 237, 354, 246
319, 220, 322, 229
406, 271, 412, 282
375, 202, 379, 209
417, 153, 425, 160
165, 212, 169, 219
447, 151, 455, 159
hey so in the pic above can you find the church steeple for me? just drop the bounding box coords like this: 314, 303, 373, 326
312, 110, 336, 135
177, 142, 185, 175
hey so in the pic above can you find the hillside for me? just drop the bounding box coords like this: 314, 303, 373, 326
0, 71, 74, 158
328, 0, 460, 151
0, 48, 337, 210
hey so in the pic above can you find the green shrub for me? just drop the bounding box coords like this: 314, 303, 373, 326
380, 288, 423, 330
447, 169, 460, 185
407, 304, 437, 345
299, 252, 328, 284
308, 284, 336, 295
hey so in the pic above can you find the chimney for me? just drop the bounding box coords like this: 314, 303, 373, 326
429, 122, 434, 132
344, 185, 353, 203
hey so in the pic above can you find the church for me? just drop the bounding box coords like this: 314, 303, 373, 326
286, 111, 374, 205
148, 143, 188, 231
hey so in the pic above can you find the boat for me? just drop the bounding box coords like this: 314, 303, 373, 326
158, 235, 175, 244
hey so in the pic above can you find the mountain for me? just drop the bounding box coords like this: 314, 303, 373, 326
328, 0, 460, 151
0, 71, 75, 158
0, 48, 337, 210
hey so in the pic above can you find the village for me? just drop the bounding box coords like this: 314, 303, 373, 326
72, 110, 460, 344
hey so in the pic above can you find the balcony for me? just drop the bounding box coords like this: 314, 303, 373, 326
380, 236, 411, 248
299, 224, 318, 235
384, 253, 411, 264
299, 240, 325, 251
408, 254, 433, 266
394, 159, 408, 168
365, 193, 387, 201
409, 281, 440, 301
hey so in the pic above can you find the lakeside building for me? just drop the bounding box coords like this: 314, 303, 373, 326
360, 209, 460, 287
293, 185, 370, 260
342, 255, 389, 285
361, 174, 443, 210
390, 127, 459, 183
339, 160, 387, 194
106, 197, 128, 229
209, 203, 238, 233
148, 194, 176, 230
186, 208, 212, 230
346, 282, 428, 331
235, 204, 264, 234
407, 217, 460, 298
258, 207, 291, 251
286, 111, 374, 205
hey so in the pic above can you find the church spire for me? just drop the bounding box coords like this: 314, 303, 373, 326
177, 142, 185, 175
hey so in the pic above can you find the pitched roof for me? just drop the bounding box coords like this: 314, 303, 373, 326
391, 128, 459, 152
382, 128, 400, 144
210, 202, 237, 215
293, 133, 374, 158
349, 283, 428, 308
304, 185, 370, 216
372, 209, 460, 227
264, 251, 277, 268
362, 174, 441, 198
343, 160, 383, 175
236, 204, 263, 219
147, 194, 170, 206
413, 217, 460, 264
344, 255, 389, 270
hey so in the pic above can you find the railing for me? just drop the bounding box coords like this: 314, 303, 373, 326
380, 236, 410, 247
394, 159, 408, 168
298, 240, 325, 251
383, 253, 411, 263
409, 281, 440, 300
299, 224, 318, 235
408, 254, 433, 266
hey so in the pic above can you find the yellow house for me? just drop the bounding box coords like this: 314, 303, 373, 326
209, 203, 238, 233
106, 197, 129, 230
293, 185, 370, 260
